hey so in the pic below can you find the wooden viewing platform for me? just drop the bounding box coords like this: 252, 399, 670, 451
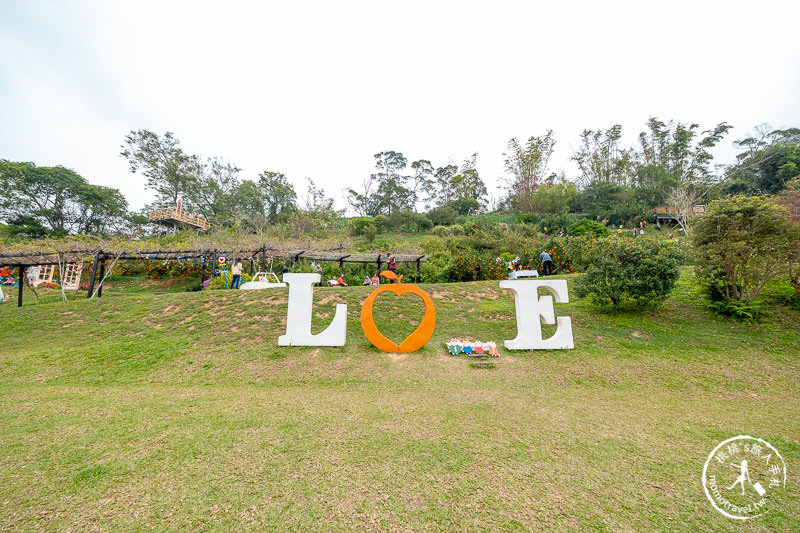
148, 208, 211, 232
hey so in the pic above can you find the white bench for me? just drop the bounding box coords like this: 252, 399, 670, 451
509, 269, 539, 279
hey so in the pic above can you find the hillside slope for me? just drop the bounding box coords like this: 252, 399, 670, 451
1, 275, 798, 531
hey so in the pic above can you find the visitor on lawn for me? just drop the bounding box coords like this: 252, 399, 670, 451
313, 262, 323, 286
540, 250, 553, 276
387, 253, 397, 283
363, 275, 372, 286
230, 260, 243, 289
371, 273, 379, 286
337, 273, 347, 287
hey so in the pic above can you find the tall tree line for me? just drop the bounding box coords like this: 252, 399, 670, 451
2, 120, 798, 238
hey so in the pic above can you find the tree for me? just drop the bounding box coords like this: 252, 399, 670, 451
409, 160, 434, 205
503, 131, 556, 211
0, 160, 129, 236
724, 126, 800, 195
190, 157, 242, 223
347, 175, 382, 216
121, 130, 204, 209
373, 151, 415, 214
257, 171, 297, 222
778, 178, 800, 297
348, 151, 417, 216
449, 153, 488, 215
300, 177, 342, 218
424, 164, 459, 208
571, 125, 635, 186
692, 195, 799, 302
665, 184, 701, 236
575, 239, 683, 307
571, 181, 632, 223
527, 176, 577, 215
422, 155, 487, 215
636, 118, 731, 188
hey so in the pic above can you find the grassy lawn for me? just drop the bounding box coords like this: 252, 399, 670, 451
0, 272, 798, 531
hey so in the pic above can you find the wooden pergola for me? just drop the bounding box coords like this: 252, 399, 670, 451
0, 247, 426, 308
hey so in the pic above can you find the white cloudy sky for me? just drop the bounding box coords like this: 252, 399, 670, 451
2, 0, 799, 212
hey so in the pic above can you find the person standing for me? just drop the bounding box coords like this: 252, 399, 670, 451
231, 260, 243, 289
539, 250, 553, 276
387, 253, 397, 283
313, 261, 323, 286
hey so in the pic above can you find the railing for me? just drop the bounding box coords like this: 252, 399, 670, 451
148, 208, 211, 230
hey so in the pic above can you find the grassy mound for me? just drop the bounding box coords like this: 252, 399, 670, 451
0, 273, 798, 531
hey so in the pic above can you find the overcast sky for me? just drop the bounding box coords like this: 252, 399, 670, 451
2, 0, 799, 212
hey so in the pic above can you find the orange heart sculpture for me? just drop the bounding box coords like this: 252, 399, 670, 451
360, 271, 436, 353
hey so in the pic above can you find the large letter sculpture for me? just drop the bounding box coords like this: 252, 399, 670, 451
278, 273, 347, 346
361, 271, 436, 353
499, 279, 573, 350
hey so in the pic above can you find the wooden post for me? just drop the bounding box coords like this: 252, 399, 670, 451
87, 251, 100, 298
97, 258, 106, 298
200, 256, 206, 283
17, 266, 23, 308
376, 254, 382, 274
261, 247, 266, 271
211, 251, 217, 278
416, 257, 421, 283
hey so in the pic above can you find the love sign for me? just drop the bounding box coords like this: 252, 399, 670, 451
277, 273, 574, 351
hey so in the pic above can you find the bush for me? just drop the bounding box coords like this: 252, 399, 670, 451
143, 259, 202, 279
207, 272, 253, 290
449, 250, 506, 282
535, 214, 581, 234
568, 219, 610, 237
426, 206, 457, 226
420, 250, 455, 283
574, 239, 683, 307
349, 217, 375, 236
517, 240, 575, 275
692, 195, 800, 302
707, 299, 765, 323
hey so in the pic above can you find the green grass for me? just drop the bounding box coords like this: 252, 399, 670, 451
0, 272, 798, 531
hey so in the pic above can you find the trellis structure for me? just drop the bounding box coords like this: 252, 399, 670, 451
0, 247, 426, 308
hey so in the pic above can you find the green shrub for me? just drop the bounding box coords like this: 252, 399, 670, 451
426, 206, 457, 226
349, 217, 373, 236
693, 195, 800, 302
143, 259, 202, 279
568, 219, 610, 237
707, 299, 765, 323
208, 270, 253, 290
208, 272, 253, 290
536, 214, 581, 234
574, 239, 683, 307
420, 250, 455, 283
